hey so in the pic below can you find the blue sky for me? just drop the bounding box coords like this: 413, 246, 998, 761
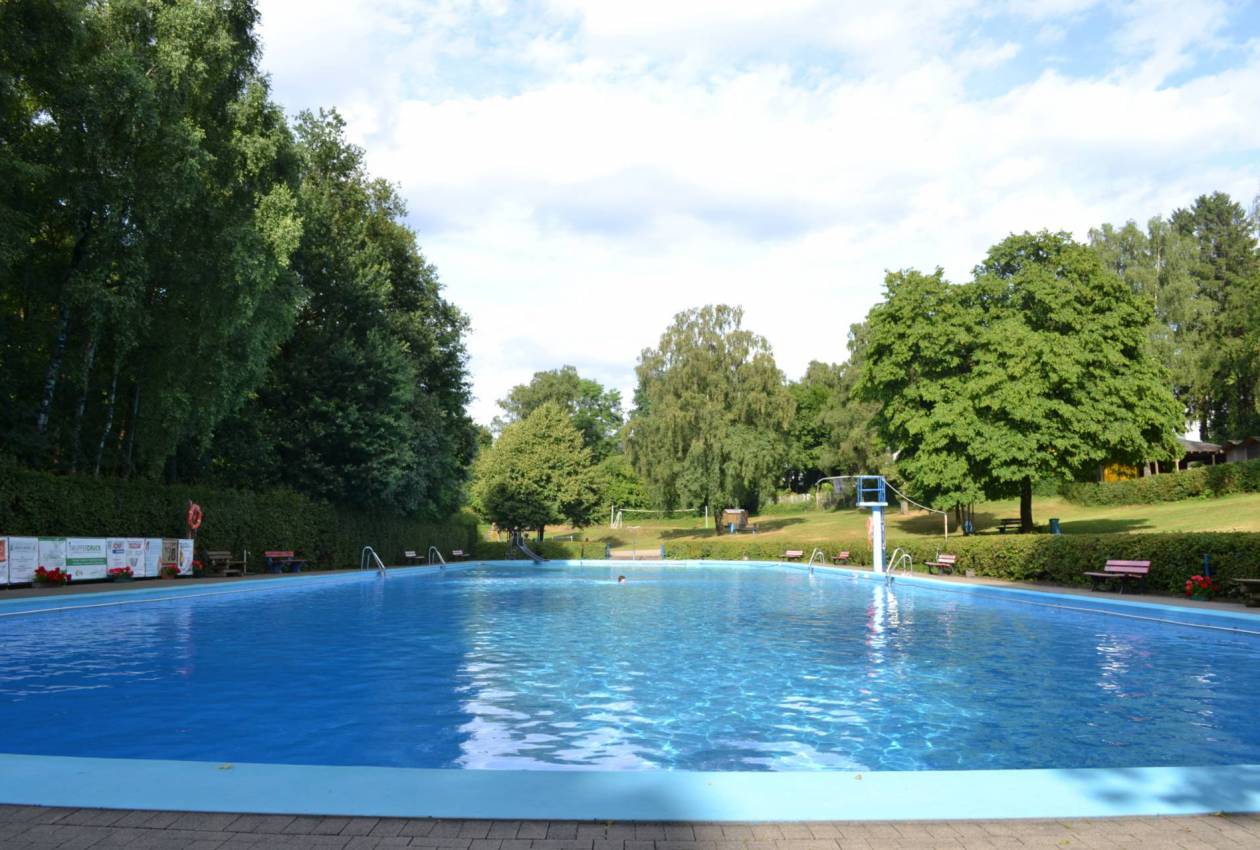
255, 0, 1260, 423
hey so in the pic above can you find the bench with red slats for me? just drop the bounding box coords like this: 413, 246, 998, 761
1083, 559, 1150, 594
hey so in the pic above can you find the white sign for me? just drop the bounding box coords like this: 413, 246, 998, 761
6, 537, 37, 584
107, 538, 145, 578
178, 539, 194, 575
0, 538, 7, 585
66, 537, 108, 580
38, 537, 67, 574
145, 538, 163, 579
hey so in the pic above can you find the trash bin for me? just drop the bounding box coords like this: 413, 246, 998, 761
1049, 518, 1061, 535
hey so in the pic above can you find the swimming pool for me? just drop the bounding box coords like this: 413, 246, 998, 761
3, 561, 1260, 819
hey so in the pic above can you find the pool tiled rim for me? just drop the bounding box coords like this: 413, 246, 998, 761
3, 560, 1259, 822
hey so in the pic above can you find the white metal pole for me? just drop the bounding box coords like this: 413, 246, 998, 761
871, 505, 886, 574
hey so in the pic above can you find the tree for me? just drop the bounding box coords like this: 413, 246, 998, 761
627, 305, 793, 513
472, 402, 600, 539
859, 232, 1183, 531
494, 366, 623, 460
207, 109, 475, 517
1170, 193, 1260, 441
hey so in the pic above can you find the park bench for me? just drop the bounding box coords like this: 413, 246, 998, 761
403, 550, 420, 565
1234, 579, 1260, 607
784, 550, 804, 561
925, 553, 958, 575
1083, 559, 1150, 594
262, 550, 307, 573
997, 518, 1022, 534
832, 550, 851, 565
205, 550, 247, 577
451, 549, 468, 560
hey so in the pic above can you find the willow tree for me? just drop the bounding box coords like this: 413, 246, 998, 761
860, 232, 1182, 531
627, 305, 793, 514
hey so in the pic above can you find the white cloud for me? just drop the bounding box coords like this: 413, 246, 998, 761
255, 0, 1260, 423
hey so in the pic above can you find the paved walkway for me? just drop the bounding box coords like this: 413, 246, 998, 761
2, 806, 1259, 850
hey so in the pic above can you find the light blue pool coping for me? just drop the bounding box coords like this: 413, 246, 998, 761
3, 559, 1260, 821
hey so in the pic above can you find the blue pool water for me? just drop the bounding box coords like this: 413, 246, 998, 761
2, 562, 1259, 773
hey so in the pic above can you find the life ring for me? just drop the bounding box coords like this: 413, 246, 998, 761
187, 502, 203, 532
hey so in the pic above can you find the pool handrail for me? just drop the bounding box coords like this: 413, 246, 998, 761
887, 548, 913, 582
806, 548, 826, 572
360, 546, 387, 575
427, 546, 446, 567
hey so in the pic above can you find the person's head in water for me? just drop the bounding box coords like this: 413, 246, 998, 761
617, 575, 626, 583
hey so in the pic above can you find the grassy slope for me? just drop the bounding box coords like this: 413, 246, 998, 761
534, 492, 1260, 548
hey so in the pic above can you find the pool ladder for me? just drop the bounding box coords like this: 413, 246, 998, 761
360, 546, 387, 576
806, 548, 826, 573
427, 546, 446, 567
886, 548, 913, 584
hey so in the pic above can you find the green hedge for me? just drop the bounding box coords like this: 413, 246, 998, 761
474, 530, 1260, 598
0, 460, 477, 569
1059, 458, 1260, 505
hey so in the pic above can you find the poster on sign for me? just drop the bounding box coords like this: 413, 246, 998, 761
125, 538, 147, 577
178, 539, 194, 575
107, 539, 132, 576
145, 539, 163, 578
161, 539, 179, 575
66, 538, 109, 580
39, 537, 67, 574
0, 538, 7, 585
7, 537, 37, 584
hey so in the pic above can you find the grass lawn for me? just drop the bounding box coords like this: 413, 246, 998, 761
530, 492, 1260, 548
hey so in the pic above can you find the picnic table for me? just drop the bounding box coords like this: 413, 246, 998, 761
205, 550, 247, 577
262, 550, 308, 573
997, 518, 1022, 534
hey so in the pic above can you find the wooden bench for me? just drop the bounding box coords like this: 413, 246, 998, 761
1083, 559, 1150, 594
784, 550, 804, 561
997, 518, 1022, 534
925, 553, 957, 575
1234, 579, 1260, 607
205, 550, 247, 577
262, 550, 307, 573
832, 550, 851, 565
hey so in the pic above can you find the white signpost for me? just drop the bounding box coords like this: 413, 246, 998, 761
0, 538, 7, 585
66, 538, 109, 580
7, 537, 37, 584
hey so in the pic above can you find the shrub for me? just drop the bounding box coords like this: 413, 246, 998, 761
1059, 458, 1260, 506
0, 459, 477, 569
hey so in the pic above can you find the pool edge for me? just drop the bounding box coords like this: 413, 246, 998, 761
2, 754, 1258, 821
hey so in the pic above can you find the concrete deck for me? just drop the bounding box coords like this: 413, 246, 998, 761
2, 805, 1258, 850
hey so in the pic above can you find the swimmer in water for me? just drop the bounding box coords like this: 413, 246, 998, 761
617, 575, 626, 583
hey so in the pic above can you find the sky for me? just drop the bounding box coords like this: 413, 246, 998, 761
254, 0, 1260, 425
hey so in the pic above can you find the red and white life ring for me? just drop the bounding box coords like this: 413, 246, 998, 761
187, 502, 203, 532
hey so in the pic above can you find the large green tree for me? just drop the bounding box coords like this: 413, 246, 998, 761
473, 402, 600, 539
859, 232, 1182, 530
494, 365, 623, 460
627, 305, 793, 513
1170, 192, 1260, 441
208, 109, 475, 517
0, 0, 302, 477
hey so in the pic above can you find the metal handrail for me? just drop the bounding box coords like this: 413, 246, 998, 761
427, 546, 446, 567
360, 546, 387, 575
806, 548, 826, 572
886, 547, 913, 583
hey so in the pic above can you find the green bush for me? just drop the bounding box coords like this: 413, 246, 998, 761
0, 459, 477, 569
1059, 458, 1260, 506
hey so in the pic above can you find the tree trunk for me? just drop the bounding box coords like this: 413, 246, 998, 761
1020, 477, 1033, 532
35, 301, 71, 436
70, 333, 98, 472
94, 360, 121, 477
124, 384, 141, 478
536, 527, 545, 542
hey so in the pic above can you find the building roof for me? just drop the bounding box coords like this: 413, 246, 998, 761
1178, 437, 1222, 453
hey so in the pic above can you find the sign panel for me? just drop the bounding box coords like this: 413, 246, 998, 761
144, 539, 163, 579
178, 539, 194, 575
160, 539, 179, 575
66, 538, 108, 580
0, 538, 7, 585
107, 538, 146, 577
38, 537, 67, 574
6, 537, 37, 584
